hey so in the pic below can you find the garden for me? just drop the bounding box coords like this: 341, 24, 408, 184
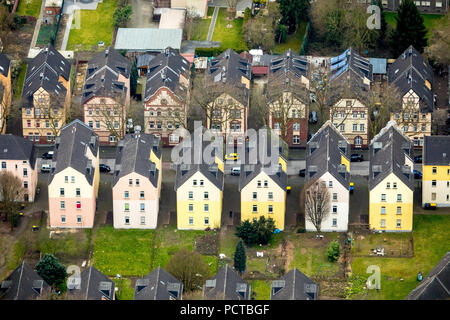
16, 0, 42, 18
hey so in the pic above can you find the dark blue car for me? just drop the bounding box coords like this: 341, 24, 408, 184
413, 170, 422, 179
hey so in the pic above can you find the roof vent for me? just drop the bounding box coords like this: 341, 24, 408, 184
135, 279, 149, 294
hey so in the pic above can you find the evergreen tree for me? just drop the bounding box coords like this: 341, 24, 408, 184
234, 240, 246, 273
278, 0, 310, 33
35, 254, 68, 289
130, 61, 138, 97
375, 0, 387, 47
390, 0, 427, 57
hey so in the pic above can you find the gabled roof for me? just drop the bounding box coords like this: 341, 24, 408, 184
406, 252, 450, 300
0, 53, 10, 77
48, 120, 99, 185
67, 266, 115, 300
0, 261, 49, 300
305, 121, 350, 189
203, 265, 250, 300
207, 49, 251, 85
144, 47, 190, 101
270, 268, 318, 300
22, 45, 70, 106
423, 136, 450, 166
82, 47, 131, 104
388, 45, 434, 112
134, 267, 183, 300
368, 121, 414, 191
113, 133, 161, 188
0, 134, 36, 169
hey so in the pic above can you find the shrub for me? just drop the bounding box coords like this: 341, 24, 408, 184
297, 227, 306, 233
236, 216, 276, 246
327, 241, 340, 262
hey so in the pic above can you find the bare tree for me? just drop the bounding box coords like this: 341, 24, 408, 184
309, 65, 333, 125
425, 11, 450, 66
0, 4, 13, 50
86, 97, 127, 142
301, 178, 331, 233
0, 171, 25, 231
0, 84, 12, 133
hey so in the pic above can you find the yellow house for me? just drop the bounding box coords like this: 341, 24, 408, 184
369, 121, 414, 232
422, 136, 450, 207
174, 141, 224, 230
0, 54, 12, 134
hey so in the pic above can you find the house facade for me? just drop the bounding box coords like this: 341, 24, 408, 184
112, 133, 162, 229
422, 136, 450, 207
389, 46, 433, 147
305, 121, 350, 232
0, 54, 12, 134
22, 45, 71, 144
382, 0, 449, 14
48, 120, 100, 228
144, 47, 190, 146
369, 121, 414, 232
83, 47, 131, 145
267, 50, 309, 148
0, 135, 38, 202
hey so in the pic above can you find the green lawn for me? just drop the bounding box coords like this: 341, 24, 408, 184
350, 214, 450, 300
114, 278, 135, 300
212, 8, 248, 52
250, 280, 271, 300
16, 0, 42, 18
273, 22, 307, 55
66, 0, 117, 51
13, 63, 27, 100
191, 17, 211, 41
36, 24, 57, 45
384, 12, 444, 37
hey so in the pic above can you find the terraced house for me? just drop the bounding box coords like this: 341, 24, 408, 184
83, 47, 131, 145
203, 265, 251, 300
304, 121, 350, 232
0, 53, 12, 133
22, 45, 71, 144
174, 140, 224, 230
266, 49, 309, 148
112, 133, 162, 229
329, 48, 372, 149
206, 49, 251, 145
389, 46, 433, 147
143, 47, 190, 146
422, 136, 450, 207
48, 120, 100, 228
369, 121, 414, 232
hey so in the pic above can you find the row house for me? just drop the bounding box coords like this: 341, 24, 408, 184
422, 135, 450, 207
48, 120, 100, 228
0, 135, 38, 202
67, 266, 115, 300
203, 265, 250, 300
22, 45, 71, 144
388, 46, 433, 147
206, 49, 251, 145
144, 47, 190, 146
369, 121, 414, 232
174, 141, 224, 230
266, 49, 309, 148
112, 133, 162, 229
305, 121, 351, 232
270, 268, 318, 300
328, 48, 372, 149
83, 47, 131, 145
134, 267, 183, 300
0, 53, 12, 133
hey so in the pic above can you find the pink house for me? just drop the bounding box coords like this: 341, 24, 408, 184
48, 120, 100, 228
0, 134, 38, 202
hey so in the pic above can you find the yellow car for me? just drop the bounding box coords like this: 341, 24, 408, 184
225, 153, 239, 161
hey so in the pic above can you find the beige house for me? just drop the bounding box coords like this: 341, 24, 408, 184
0, 54, 12, 134
21, 45, 71, 144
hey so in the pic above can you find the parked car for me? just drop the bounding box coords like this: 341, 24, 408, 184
350, 154, 364, 162
99, 164, 111, 173
413, 170, 422, 179
298, 169, 305, 177
225, 153, 239, 161
423, 203, 437, 210
309, 111, 318, 124
41, 151, 54, 160
230, 167, 240, 176
41, 164, 51, 173
414, 155, 422, 163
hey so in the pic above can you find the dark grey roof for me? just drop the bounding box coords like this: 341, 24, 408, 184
0, 261, 50, 300
203, 265, 250, 300
136, 54, 155, 68
251, 54, 277, 66
305, 121, 350, 189
144, 47, 190, 101
67, 266, 115, 300
113, 133, 161, 187
134, 266, 183, 300
0, 53, 10, 77
406, 252, 450, 300
368, 121, 414, 191
23, 45, 70, 107
423, 136, 450, 166
48, 120, 99, 185
82, 47, 131, 104
388, 45, 434, 112
0, 134, 36, 169
174, 140, 224, 191
270, 268, 318, 300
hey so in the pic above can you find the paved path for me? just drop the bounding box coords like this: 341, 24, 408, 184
28, 0, 46, 52
207, 6, 219, 41
180, 40, 221, 53
60, 13, 73, 50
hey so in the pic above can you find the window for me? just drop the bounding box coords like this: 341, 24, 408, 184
332, 218, 337, 227
333, 193, 337, 201
34, 133, 39, 142
293, 123, 300, 131
76, 188, 80, 197
432, 167, 437, 174
257, 180, 261, 188
293, 136, 300, 144
129, 179, 133, 186
353, 111, 358, 118
61, 215, 66, 223
340, 124, 345, 131
268, 205, 273, 213
381, 206, 386, 214
397, 206, 402, 215
253, 192, 257, 200
204, 191, 209, 199
380, 219, 386, 228
65, 176, 68, 183
432, 180, 437, 187
431, 193, 436, 200
60, 201, 65, 209
396, 219, 401, 228
361, 112, 365, 119
353, 124, 358, 132
193, 180, 197, 186
393, 182, 397, 189
397, 194, 402, 202
27, 120, 31, 128
253, 205, 257, 212
24, 181, 28, 189
332, 205, 337, 213
109, 135, 116, 143
329, 181, 333, 188
381, 194, 386, 201
189, 204, 193, 212
189, 217, 194, 225
124, 191, 129, 198
140, 191, 145, 199
60, 188, 64, 196
386, 182, 390, 189
264, 180, 268, 188
140, 203, 145, 212
136, 179, 140, 186
125, 217, 130, 225
200, 180, 204, 186
188, 191, 193, 199
76, 201, 81, 209
204, 204, 209, 212
204, 217, 209, 225
124, 203, 129, 211
95, 121, 100, 129
140, 216, 145, 225
71, 176, 75, 183
268, 192, 273, 200
360, 124, 365, 132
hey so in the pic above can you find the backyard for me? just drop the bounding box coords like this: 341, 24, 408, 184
211, 8, 248, 52
16, 0, 42, 18
385, 12, 444, 37
272, 22, 307, 55
66, 0, 117, 51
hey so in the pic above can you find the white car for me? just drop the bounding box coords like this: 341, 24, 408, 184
41, 163, 51, 173
230, 167, 241, 176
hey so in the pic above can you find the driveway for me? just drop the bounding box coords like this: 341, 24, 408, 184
127, 0, 158, 28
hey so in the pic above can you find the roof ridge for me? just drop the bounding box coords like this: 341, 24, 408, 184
15, 261, 26, 300
85, 266, 93, 300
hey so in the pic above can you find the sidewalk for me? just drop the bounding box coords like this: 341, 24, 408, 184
207, 6, 219, 41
